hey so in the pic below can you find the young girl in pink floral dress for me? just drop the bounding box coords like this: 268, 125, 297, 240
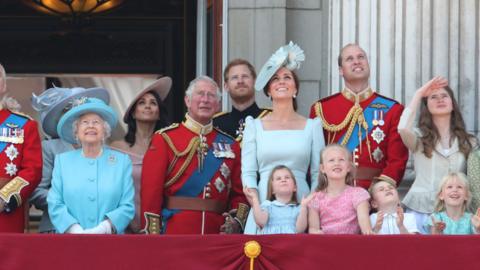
308, 144, 373, 234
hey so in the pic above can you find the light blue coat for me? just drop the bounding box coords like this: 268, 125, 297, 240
47, 147, 135, 233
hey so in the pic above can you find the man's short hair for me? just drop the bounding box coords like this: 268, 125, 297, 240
185, 75, 221, 101
223, 59, 257, 82
337, 43, 367, 67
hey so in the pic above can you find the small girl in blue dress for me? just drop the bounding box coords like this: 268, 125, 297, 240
426, 172, 480, 234
243, 165, 313, 234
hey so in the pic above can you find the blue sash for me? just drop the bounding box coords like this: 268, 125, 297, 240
162, 132, 233, 231
0, 113, 28, 153
339, 96, 395, 152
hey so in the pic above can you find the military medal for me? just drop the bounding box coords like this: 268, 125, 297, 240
378, 110, 385, 126
0, 126, 24, 144
214, 177, 226, 193
212, 142, 223, 158
236, 119, 245, 140
224, 143, 235, 159
372, 147, 384, 163
220, 162, 231, 179
371, 127, 385, 144
218, 141, 227, 158
372, 110, 379, 126
370, 103, 387, 109
197, 135, 208, 171
4, 163, 18, 176
4, 144, 19, 176
5, 144, 19, 161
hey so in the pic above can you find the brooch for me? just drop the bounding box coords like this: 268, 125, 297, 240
108, 154, 116, 164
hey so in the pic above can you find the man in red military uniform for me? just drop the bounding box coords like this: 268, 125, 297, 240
310, 44, 408, 189
141, 75, 247, 234
0, 63, 42, 233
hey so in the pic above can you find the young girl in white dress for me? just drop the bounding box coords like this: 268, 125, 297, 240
244, 165, 313, 234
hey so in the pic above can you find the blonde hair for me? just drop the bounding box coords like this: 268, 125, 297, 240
434, 172, 471, 212
316, 144, 355, 191
266, 165, 298, 204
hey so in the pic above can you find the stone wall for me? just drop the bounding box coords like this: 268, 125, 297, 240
227, 0, 329, 117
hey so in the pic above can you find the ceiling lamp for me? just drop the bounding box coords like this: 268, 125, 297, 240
22, 0, 124, 16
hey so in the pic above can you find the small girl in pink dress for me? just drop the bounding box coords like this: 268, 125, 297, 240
308, 144, 373, 234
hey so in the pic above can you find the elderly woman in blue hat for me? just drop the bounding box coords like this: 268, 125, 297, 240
30, 86, 110, 233
241, 42, 324, 234
47, 97, 134, 234
110, 77, 171, 233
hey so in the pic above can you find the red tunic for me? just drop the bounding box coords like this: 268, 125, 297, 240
310, 89, 408, 189
141, 120, 246, 234
0, 109, 42, 233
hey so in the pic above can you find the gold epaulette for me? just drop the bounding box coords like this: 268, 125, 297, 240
313, 101, 321, 117
258, 108, 271, 119
10, 110, 33, 120
213, 111, 228, 118
155, 123, 179, 134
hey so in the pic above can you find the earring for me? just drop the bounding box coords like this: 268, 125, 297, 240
293, 94, 297, 99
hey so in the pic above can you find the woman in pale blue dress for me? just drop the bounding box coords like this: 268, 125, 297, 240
242, 42, 324, 234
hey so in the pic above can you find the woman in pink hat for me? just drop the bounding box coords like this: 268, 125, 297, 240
110, 76, 171, 233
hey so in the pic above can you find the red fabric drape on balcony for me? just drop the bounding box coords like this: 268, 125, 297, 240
1, 234, 479, 269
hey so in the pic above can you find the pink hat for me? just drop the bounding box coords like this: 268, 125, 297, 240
123, 76, 172, 123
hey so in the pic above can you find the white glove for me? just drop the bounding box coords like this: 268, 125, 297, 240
66, 223, 84, 234
83, 220, 113, 234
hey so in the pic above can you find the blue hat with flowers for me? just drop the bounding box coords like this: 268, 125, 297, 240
254, 41, 305, 91
31, 87, 110, 138
56, 97, 118, 144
